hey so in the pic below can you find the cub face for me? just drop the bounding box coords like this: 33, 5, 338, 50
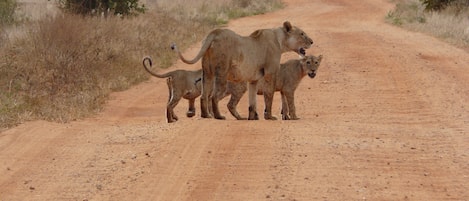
302, 55, 323, 78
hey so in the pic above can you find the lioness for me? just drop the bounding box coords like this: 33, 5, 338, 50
224, 55, 323, 120
172, 21, 313, 120
142, 57, 202, 123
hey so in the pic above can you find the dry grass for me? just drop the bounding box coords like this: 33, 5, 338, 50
411, 11, 469, 48
386, 0, 469, 50
155, 0, 283, 25
0, 0, 283, 129
1, 12, 204, 126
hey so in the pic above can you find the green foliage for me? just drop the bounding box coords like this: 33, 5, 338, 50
420, 0, 455, 10
386, 10, 404, 25
0, 0, 17, 25
386, 0, 426, 25
58, 0, 146, 16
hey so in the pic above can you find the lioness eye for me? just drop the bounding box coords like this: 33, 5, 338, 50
306, 61, 311, 65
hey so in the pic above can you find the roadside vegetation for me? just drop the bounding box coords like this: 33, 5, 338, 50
0, 0, 17, 26
386, 0, 469, 50
0, 0, 283, 130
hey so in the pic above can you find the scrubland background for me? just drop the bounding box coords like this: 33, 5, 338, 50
1, 0, 468, 130
0, 0, 282, 129
386, 0, 469, 50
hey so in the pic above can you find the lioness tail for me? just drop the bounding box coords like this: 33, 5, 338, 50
171, 32, 215, 64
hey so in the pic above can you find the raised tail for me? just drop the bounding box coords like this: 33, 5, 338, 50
142, 57, 172, 78
171, 32, 215, 64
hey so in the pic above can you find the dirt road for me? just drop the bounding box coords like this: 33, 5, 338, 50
1, 0, 468, 200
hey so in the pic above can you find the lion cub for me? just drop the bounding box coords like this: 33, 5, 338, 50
225, 55, 323, 120
142, 57, 202, 123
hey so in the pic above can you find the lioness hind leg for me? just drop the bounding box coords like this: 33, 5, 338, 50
212, 77, 227, 120
201, 58, 213, 118
227, 93, 247, 120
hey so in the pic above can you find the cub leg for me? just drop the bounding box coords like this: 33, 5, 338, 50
285, 91, 299, 120
186, 98, 196, 117
280, 91, 290, 120
166, 78, 179, 123
166, 92, 181, 123
248, 81, 259, 120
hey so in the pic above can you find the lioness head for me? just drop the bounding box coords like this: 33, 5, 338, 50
283, 21, 314, 57
302, 55, 323, 78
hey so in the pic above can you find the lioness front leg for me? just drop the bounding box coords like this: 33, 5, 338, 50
262, 71, 277, 120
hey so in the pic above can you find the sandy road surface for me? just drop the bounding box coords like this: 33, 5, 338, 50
1, 0, 469, 200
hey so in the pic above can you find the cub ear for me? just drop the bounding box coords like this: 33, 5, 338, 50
283, 21, 292, 33
318, 55, 323, 62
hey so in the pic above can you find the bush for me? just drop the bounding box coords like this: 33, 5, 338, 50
421, 0, 453, 10
58, 0, 146, 16
0, 0, 17, 25
420, 0, 469, 11
386, 0, 426, 25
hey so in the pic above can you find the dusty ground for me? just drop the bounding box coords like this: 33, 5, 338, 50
1, 0, 468, 200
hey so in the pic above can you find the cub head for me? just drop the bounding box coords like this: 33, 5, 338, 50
282, 21, 314, 57
301, 55, 323, 78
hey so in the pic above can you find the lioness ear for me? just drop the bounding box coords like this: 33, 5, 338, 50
318, 55, 323, 62
283, 21, 292, 33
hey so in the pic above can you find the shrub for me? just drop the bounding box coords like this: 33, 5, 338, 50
0, 0, 17, 25
421, 0, 455, 10
386, 0, 426, 25
420, 0, 469, 11
58, 0, 146, 16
